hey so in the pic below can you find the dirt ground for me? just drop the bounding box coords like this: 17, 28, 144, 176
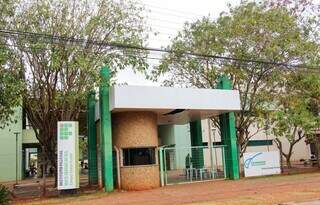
14, 172, 320, 205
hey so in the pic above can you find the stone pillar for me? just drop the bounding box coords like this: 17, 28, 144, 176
99, 66, 114, 192
112, 111, 160, 190
87, 91, 98, 185
218, 75, 240, 180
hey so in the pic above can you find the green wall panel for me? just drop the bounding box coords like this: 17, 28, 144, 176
0, 107, 23, 182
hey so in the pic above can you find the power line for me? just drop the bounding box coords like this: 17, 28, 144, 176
142, 1, 205, 18
0, 28, 319, 70
1, 44, 319, 74
145, 7, 203, 21
0, 43, 164, 61
147, 17, 187, 26
19, 0, 206, 22
147, 23, 182, 31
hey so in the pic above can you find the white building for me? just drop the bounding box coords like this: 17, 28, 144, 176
201, 119, 312, 164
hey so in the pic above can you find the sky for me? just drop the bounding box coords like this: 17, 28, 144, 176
115, 0, 241, 86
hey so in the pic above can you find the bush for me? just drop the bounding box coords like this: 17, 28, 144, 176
0, 184, 11, 205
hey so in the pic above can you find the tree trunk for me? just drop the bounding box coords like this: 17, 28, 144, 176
238, 129, 246, 157
315, 136, 320, 168
39, 128, 58, 187
54, 166, 57, 187
277, 140, 284, 173
47, 146, 58, 187
286, 156, 292, 168
285, 144, 293, 168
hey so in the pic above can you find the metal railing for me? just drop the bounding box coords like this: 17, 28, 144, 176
159, 145, 226, 185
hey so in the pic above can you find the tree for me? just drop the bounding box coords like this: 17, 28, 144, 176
2, 0, 149, 185
151, 2, 315, 156
0, 0, 23, 128
79, 137, 88, 161
271, 74, 320, 168
0, 68, 23, 128
282, 71, 320, 167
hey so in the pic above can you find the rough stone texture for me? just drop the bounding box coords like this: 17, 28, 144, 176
111, 111, 160, 190
120, 165, 160, 190
112, 111, 158, 148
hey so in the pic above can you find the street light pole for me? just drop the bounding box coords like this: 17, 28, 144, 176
14, 132, 20, 186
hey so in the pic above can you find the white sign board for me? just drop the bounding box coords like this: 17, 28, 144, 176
57, 121, 79, 190
243, 151, 281, 177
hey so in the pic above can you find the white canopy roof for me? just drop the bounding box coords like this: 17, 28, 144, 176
105, 85, 241, 125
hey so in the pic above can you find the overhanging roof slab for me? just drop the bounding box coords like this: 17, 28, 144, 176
109, 86, 241, 125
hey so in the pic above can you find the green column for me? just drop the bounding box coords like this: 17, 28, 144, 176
189, 121, 204, 168
99, 66, 114, 192
87, 91, 98, 185
217, 75, 240, 180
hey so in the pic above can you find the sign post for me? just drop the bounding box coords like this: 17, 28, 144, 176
243, 151, 281, 177
57, 121, 79, 190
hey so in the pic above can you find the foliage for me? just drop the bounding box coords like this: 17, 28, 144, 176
151, 2, 317, 156
1, 0, 149, 185
0, 69, 23, 128
79, 137, 88, 160
0, 0, 23, 128
293, 72, 320, 116
271, 71, 320, 167
0, 184, 11, 205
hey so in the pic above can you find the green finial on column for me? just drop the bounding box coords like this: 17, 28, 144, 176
100, 66, 111, 86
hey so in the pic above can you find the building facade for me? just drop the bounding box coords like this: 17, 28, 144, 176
158, 118, 312, 174
0, 107, 39, 183
88, 67, 241, 191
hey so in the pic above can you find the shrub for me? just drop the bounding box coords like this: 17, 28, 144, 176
0, 184, 11, 205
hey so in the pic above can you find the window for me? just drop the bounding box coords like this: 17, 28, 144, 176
122, 147, 156, 166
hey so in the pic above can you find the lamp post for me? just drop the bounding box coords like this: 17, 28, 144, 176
13, 132, 20, 186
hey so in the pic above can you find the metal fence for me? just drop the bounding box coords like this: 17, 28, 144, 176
160, 145, 226, 185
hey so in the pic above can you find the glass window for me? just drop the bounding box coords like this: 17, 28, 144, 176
122, 147, 156, 166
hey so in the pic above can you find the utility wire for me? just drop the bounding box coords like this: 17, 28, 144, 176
0, 43, 164, 61
1, 44, 319, 74
141, 1, 205, 17
0, 28, 319, 70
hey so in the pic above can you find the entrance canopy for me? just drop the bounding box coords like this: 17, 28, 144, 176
108, 85, 240, 125
88, 68, 241, 191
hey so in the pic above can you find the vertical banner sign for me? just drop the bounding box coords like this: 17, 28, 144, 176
57, 121, 79, 190
243, 151, 281, 177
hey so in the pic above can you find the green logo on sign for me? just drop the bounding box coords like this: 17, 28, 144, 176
59, 123, 72, 140
252, 161, 266, 166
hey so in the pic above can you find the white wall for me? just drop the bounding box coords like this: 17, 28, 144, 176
201, 119, 311, 163
201, 120, 224, 169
